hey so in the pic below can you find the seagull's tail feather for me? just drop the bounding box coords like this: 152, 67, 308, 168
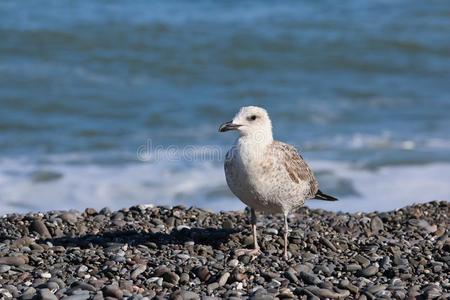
313, 189, 338, 201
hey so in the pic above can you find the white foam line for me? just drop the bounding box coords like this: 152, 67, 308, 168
0, 156, 448, 214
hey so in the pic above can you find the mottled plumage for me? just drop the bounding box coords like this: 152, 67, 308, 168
225, 141, 319, 214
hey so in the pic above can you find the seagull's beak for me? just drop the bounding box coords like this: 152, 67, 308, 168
219, 121, 241, 132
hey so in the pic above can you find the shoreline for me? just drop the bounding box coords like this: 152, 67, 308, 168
0, 201, 448, 299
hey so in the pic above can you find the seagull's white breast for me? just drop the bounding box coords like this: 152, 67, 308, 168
224, 139, 314, 214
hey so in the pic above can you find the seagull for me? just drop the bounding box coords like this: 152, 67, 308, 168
219, 106, 337, 259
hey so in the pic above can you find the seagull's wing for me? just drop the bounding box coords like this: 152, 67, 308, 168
271, 141, 319, 198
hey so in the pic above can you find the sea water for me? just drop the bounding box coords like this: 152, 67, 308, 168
1, 1, 449, 214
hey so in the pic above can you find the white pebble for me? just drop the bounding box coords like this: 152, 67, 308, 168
265, 228, 278, 235
157, 277, 163, 287
0, 289, 12, 298
77, 265, 88, 273
177, 225, 190, 231
138, 204, 154, 210
176, 254, 191, 260
40, 272, 51, 279
228, 259, 239, 267
148, 277, 160, 283
271, 279, 281, 287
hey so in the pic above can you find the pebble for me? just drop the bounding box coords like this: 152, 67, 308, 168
77, 265, 88, 273
60, 295, 91, 300
218, 272, 230, 286
228, 259, 239, 267
179, 273, 190, 284
366, 284, 388, 294
361, 265, 379, 277
0, 265, 11, 273
196, 266, 210, 282
30, 219, 52, 239
354, 255, 370, 268
176, 253, 191, 260
284, 269, 299, 284
207, 282, 219, 291
320, 237, 337, 251
299, 271, 320, 285
163, 271, 180, 284
176, 225, 190, 231
0, 256, 27, 266
131, 264, 146, 279
339, 279, 359, 294
307, 286, 350, 299
178, 291, 200, 300
265, 228, 278, 235
61, 212, 78, 224
21, 287, 37, 300
102, 285, 123, 299
370, 216, 384, 234
74, 282, 96, 292
422, 284, 442, 298
39, 271, 52, 279
346, 264, 362, 272
39, 288, 58, 300
84, 208, 97, 215
278, 288, 295, 299
222, 220, 233, 229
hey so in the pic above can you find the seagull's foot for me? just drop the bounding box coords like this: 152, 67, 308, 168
235, 247, 261, 259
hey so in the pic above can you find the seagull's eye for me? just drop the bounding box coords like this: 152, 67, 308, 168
247, 115, 258, 121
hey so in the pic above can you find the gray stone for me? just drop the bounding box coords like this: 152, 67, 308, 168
102, 285, 123, 299
163, 271, 180, 284
346, 264, 361, 272
228, 259, 239, 267
61, 212, 78, 224
307, 286, 350, 299
366, 284, 388, 294
39, 288, 58, 300
284, 269, 299, 284
0, 256, 27, 266
207, 282, 219, 291
265, 228, 278, 235
61, 295, 91, 300
218, 272, 230, 286
30, 219, 52, 239
179, 291, 200, 300
74, 282, 96, 292
21, 287, 37, 300
354, 255, 370, 268
0, 265, 11, 273
299, 271, 320, 285
45, 281, 59, 291
320, 237, 337, 251
131, 264, 146, 279
370, 216, 384, 234
361, 265, 379, 277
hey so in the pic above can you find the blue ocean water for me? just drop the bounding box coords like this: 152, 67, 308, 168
0, 1, 449, 214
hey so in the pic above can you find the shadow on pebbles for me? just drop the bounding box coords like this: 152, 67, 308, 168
0, 201, 449, 299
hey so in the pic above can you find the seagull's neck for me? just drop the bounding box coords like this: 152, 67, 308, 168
237, 130, 273, 153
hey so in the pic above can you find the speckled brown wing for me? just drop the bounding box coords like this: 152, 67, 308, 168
271, 141, 319, 198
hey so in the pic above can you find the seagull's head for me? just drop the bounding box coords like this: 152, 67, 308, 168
219, 106, 273, 139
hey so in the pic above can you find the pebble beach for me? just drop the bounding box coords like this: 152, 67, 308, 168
0, 201, 448, 299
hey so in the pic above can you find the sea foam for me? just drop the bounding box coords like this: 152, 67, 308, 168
0, 155, 448, 215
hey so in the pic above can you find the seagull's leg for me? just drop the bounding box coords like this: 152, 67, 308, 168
251, 208, 260, 251
235, 208, 261, 257
283, 211, 289, 260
